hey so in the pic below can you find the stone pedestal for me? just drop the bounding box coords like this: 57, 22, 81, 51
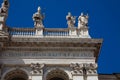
78, 27, 91, 38
0, 16, 5, 30
35, 28, 43, 36
69, 27, 77, 37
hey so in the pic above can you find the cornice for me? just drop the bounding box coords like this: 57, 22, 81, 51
11, 38, 103, 43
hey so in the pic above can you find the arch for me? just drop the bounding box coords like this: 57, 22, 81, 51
1, 68, 30, 80
44, 68, 71, 80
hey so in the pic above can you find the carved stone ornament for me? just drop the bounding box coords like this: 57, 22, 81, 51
70, 63, 83, 74
30, 63, 44, 74
70, 63, 97, 75
87, 63, 97, 74
66, 12, 76, 28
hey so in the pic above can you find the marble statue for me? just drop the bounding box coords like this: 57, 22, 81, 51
0, 0, 9, 14
33, 7, 44, 28
78, 13, 89, 28
66, 12, 76, 27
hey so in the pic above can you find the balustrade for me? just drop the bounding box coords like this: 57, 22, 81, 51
44, 28, 69, 37
8, 28, 70, 37
8, 28, 35, 37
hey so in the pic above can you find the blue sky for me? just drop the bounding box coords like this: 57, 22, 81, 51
0, 0, 120, 74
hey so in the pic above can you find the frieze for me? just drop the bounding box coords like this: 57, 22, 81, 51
0, 51, 94, 59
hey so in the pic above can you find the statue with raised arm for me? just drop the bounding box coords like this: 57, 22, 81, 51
0, 0, 9, 14
66, 12, 76, 28
78, 13, 89, 28
33, 6, 44, 28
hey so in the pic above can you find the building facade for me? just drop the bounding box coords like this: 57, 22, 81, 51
0, 0, 118, 80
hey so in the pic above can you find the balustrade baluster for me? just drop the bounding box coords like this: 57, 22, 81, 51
29, 31, 30, 36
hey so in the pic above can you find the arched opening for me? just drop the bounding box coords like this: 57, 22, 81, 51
50, 77, 64, 80
10, 77, 26, 80
4, 69, 28, 80
46, 69, 69, 80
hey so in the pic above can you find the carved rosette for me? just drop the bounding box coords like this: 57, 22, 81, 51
30, 63, 44, 75
70, 63, 97, 75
